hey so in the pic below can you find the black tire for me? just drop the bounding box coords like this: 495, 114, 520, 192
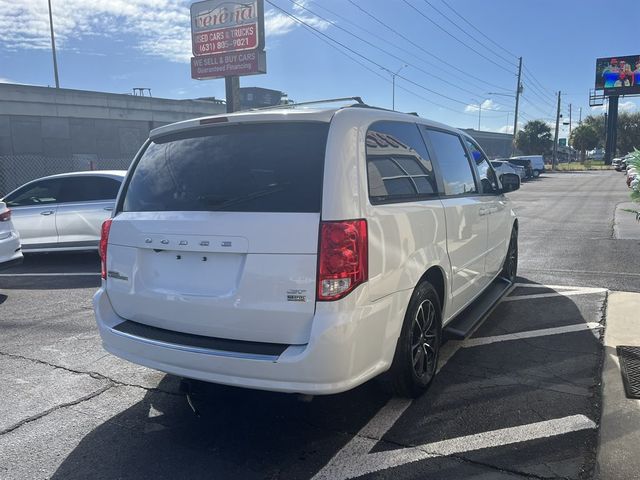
387, 282, 442, 398
532, 169, 540, 178
501, 226, 518, 283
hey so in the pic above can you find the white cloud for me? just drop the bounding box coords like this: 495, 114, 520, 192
465, 99, 500, 113
590, 100, 638, 114
0, 0, 330, 64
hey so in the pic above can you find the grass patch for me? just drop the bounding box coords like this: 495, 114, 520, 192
553, 162, 612, 171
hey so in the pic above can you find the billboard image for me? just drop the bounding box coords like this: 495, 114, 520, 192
595, 55, 640, 95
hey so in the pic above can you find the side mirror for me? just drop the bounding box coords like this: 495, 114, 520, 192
501, 172, 520, 193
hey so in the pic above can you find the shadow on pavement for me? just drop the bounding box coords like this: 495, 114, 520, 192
48, 278, 605, 480
0, 252, 100, 290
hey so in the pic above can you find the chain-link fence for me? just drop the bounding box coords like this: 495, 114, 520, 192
0, 155, 133, 196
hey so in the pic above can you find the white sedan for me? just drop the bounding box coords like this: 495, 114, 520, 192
2, 171, 126, 252
0, 201, 23, 270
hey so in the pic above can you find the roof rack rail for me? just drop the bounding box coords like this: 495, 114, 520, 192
249, 96, 365, 111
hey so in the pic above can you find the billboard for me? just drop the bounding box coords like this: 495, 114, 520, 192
595, 55, 640, 96
190, 0, 266, 80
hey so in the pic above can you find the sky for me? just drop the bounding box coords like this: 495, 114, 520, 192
1, 0, 639, 139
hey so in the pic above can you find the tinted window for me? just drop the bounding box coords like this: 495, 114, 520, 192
422, 129, 477, 195
5, 179, 63, 206
122, 123, 328, 213
465, 138, 499, 194
59, 176, 122, 203
366, 121, 437, 203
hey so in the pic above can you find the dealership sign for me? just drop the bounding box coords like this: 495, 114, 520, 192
190, 0, 266, 80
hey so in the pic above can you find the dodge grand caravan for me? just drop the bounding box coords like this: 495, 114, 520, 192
94, 101, 520, 398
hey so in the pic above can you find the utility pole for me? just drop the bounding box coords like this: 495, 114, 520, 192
579, 107, 582, 125
478, 101, 482, 130
391, 65, 407, 111
552, 91, 561, 170
511, 56, 523, 155
47, 0, 60, 88
569, 104, 572, 137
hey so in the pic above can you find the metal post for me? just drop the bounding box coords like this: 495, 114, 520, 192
552, 91, 561, 170
604, 95, 619, 165
478, 101, 482, 130
392, 75, 396, 111
511, 56, 522, 155
569, 103, 572, 137
47, 0, 60, 88
225, 76, 240, 113
579, 107, 582, 125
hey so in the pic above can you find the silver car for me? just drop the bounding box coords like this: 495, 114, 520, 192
2, 171, 126, 252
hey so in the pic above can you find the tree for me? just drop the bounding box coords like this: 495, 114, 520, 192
582, 115, 606, 148
515, 120, 553, 155
617, 112, 640, 155
570, 124, 599, 161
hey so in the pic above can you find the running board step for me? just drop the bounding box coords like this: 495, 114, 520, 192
443, 277, 513, 340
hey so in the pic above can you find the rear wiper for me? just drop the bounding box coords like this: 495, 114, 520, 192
200, 184, 287, 211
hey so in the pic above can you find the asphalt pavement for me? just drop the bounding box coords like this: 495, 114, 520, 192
0, 170, 637, 479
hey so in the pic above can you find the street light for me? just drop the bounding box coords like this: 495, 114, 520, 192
392, 64, 408, 111
472, 99, 483, 130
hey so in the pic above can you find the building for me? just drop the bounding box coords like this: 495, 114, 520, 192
461, 129, 515, 159
0, 83, 225, 194
239, 87, 285, 110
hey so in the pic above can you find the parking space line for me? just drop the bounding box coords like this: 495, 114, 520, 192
312, 414, 596, 479
0, 272, 99, 277
505, 287, 607, 302
461, 322, 603, 348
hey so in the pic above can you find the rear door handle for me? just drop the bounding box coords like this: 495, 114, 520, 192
104, 207, 114, 211
40, 210, 54, 216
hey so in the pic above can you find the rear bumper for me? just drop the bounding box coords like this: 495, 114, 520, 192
93, 286, 411, 395
0, 232, 22, 270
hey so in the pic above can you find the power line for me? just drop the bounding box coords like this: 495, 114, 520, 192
402, 0, 516, 75
523, 65, 556, 98
307, 0, 512, 100
345, 0, 512, 92
286, 0, 509, 104
264, 0, 498, 117
421, 0, 517, 68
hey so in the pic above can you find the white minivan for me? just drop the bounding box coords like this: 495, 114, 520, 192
94, 102, 520, 397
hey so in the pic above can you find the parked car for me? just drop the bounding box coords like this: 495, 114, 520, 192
510, 155, 545, 177
491, 160, 525, 181
612, 158, 622, 171
2, 171, 126, 252
94, 103, 520, 398
0, 201, 22, 270
505, 158, 534, 179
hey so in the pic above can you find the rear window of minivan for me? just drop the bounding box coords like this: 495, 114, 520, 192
121, 122, 329, 213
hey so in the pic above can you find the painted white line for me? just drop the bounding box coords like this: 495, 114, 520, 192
461, 322, 603, 348
522, 268, 640, 278
504, 288, 607, 302
312, 414, 596, 480
513, 283, 600, 289
0, 272, 99, 277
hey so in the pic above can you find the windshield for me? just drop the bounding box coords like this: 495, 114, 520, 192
121, 122, 329, 213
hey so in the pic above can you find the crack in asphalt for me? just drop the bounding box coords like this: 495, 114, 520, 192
0, 349, 186, 437
0, 349, 191, 437
0, 350, 179, 395
0, 383, 113, 436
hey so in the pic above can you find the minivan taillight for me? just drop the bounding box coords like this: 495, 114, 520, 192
0, 209, 11, 222
99, 219, 112, 280
317, 219, 368, 301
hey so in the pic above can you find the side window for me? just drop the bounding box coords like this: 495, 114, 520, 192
366, 121, 438, 204
58, 177, 122, 203
464, 138, 500, 194
422, 128, 477, 196
4, 179, 63, 206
